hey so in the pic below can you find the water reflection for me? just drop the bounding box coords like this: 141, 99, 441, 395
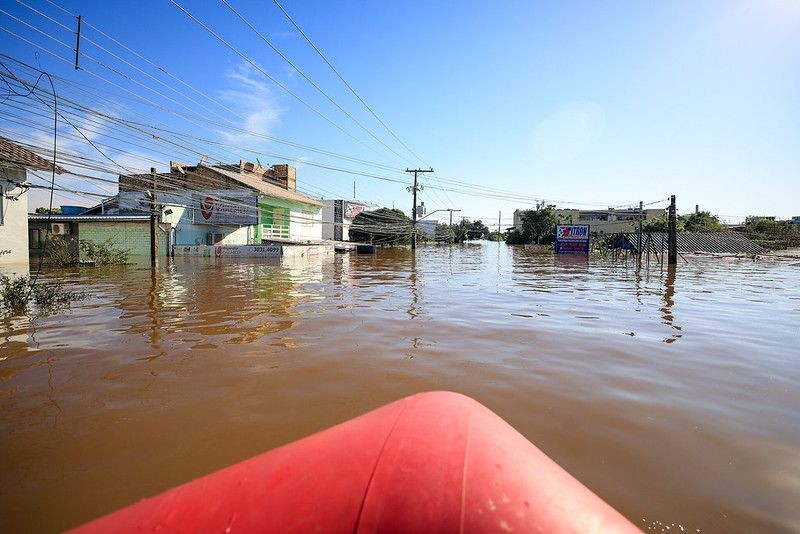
1, 245, 799, 533
661, 265, 682, 343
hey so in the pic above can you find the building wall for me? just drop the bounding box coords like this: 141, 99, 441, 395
258, 196, 322, 242
320, 199, 360, 241
78, 221, 167, 257
173, 224, 251, 246
0, 167, 30, 267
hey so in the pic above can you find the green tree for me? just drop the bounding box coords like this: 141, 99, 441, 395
744, 218, 800, 250
348, 208, 413, 245
505, 202, 557, 245
643, 215, 685, 233
35, 207, 61, 214
682, 211, 724, 232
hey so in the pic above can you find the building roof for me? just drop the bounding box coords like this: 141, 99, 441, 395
0, 137, 68, 174
209, 166, 324, 207
621, 232, 768, 254
28, 214, 150, 222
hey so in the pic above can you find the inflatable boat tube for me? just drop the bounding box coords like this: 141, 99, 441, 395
70, 391, 637, 533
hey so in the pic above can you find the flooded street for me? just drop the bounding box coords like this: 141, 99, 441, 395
1, 243, 799, 532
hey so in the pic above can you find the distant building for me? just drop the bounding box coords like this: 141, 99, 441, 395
0, 137, 67, 267
321, 200, 370, 241
118, 160, 324, 251
513, 206, 664, 235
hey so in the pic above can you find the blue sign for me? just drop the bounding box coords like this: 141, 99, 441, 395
555, 225, 590, 255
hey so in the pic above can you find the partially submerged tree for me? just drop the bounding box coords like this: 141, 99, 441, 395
506, 202, 557, 245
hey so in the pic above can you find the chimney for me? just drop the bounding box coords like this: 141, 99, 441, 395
272, 164, 296, 191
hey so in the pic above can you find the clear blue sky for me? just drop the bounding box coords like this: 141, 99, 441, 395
2, 0, 798, 224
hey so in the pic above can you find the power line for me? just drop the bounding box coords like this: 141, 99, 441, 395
272, 0, 425, 165
169, 0, 400, 163
221, 0, 409, 165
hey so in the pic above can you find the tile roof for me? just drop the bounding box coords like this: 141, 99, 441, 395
209, 166, 324, 207
0, 137, 68, 174
621, 232, 768, 254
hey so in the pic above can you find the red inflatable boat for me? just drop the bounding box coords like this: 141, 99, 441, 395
70, 391, 637, 533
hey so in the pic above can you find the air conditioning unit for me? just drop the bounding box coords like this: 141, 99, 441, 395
51, 223, 70, 235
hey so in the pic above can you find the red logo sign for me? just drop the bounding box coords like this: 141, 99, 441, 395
200, 196, 214, 220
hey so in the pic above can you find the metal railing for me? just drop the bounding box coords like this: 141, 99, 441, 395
262, 224, 289, 239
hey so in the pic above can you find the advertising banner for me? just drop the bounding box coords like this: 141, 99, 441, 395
194, 192, 258, 226
555, 225, 590, 254
345, 202, 364, 218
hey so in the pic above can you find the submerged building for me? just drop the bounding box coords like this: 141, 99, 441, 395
118, 160, 324, 250
0, 137, 67, 268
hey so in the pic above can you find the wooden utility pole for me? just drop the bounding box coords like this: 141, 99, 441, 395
668, 195, 677, 265
406, 168, 433, 250
149, 167, 158, 268
637, 200, 643, 262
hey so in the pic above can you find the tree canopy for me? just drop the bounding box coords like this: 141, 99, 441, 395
506, 203, 557, 245
682, 211, 723, 232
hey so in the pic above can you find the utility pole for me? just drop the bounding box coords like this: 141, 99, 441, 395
638, 200, 643, 262
406, 168, 434, 251
149, 167, 158, 268
498, 211, 502, 237
74, 15, 82, 70
668, 195, 677, 265
353, 181, 356, 199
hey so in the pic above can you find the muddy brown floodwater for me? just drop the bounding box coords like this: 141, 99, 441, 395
1, 243, 799, 532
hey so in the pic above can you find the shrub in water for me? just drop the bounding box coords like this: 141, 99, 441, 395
46, 234, 79, 267
80, 238, 129, 265
0, 275, 84, 314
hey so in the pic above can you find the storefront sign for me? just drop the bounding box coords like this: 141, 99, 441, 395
193, 193, 258, 225
174, 245, 282, 257
555, 225, 590, 255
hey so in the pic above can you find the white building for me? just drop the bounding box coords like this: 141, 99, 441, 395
321, 200, 368, 241
1, 137, 66, 269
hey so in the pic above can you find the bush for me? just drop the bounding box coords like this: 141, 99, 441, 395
80, 238, 129, 265
46, 234, 79, 267
0, 275, 83, 315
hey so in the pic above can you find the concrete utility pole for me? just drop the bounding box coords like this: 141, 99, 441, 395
498, 211, 502, 237
406, 168, 434, 250
149, 167, 158, 268
668, 195, 677, 265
